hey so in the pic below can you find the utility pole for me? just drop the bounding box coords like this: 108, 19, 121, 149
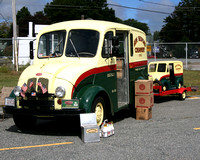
12, 0, 18, 72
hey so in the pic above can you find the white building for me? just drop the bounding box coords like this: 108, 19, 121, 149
14, 22, 48, 65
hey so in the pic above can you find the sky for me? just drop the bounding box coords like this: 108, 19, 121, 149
0, 0, 181, 33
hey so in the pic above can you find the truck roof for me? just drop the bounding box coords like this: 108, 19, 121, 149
38, 20, 145, 35
149, 60, 182, 64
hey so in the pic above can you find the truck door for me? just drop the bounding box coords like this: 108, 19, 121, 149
169, 63, 175, 85
116, 30, 129, 108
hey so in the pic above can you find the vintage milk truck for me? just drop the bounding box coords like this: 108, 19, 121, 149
148, 60, 193, 100
4, 20, 148, 129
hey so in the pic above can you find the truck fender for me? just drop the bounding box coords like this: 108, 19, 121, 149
177, 88, 187, 94
75, 85, 111, 113
9, 90, 16, 98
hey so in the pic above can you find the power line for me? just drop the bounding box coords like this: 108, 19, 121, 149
139, 0, 175, 8
139, 0, 200, 11
107, 3, 171, 14
44, 3, 171, 14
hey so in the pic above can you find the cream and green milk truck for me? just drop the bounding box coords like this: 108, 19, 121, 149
4, 20, 148, 129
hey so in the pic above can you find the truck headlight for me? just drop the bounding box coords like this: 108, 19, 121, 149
13, 86, 22, 96
55, 86, 65, 98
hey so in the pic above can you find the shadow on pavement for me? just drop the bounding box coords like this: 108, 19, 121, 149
154, 95, 180, 103
6, 116, 81, 137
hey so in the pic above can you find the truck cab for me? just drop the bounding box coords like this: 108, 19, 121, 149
4, 20, 148, 129
148, 61, 183, 91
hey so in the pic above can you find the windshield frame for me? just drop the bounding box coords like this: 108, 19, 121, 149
37, 30, 66, 59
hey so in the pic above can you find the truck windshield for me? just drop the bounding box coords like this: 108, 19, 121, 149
65, 29, 99, 57
38, 30, 66, 58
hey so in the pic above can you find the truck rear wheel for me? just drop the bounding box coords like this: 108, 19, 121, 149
13, 114, 37, 130
92, 97, 105, 126
179, 91, 186, 100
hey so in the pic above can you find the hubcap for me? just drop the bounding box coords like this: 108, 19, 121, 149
163, 86, 167, 91
95, 102, 104, 126
182, 92, 186, 99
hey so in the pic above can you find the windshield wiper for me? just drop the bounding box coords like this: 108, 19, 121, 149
69, 39, 79, 58
53, 39, 63, 54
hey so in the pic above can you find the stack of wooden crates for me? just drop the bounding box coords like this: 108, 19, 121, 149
135, 80, 154, 120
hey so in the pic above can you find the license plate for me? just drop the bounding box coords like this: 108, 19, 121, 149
5, 97, 15, 106
62, 99, 79, 109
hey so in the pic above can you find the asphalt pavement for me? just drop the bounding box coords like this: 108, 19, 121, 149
1, 96, 200, 159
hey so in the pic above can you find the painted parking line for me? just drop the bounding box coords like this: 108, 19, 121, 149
193, 128, 200, 130
187, 96, 200, 100
0, 142, 73, 151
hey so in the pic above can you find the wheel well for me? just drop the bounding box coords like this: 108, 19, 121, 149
94, 91, 112, 118
163, 82, 168, 87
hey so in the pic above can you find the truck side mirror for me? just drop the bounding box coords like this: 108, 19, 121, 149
30, 41, 34, 59
112, 36, 119, 57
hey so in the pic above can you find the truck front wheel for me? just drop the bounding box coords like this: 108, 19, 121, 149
92, 97, 105, 126
13, 114, 37, 130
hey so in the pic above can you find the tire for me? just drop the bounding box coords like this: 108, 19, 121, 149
13, 114, 37, 130
177, 82, 182, 89
91, 97, 106, 126
162, 85, 168, 91
179, 91, 186, 100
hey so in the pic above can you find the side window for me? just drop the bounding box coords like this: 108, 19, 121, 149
130, 33, 133, 56
149, 64, 157, 72
102, 31, 113, 58
157, 64, 166, 72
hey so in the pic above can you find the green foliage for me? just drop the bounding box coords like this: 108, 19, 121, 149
16, 7, 51, 37
2, 45, 12, 56
1, 0, 150, 39
16, 6, 32, 37
0, 22, 11, 38
160, 0, 200, 42
17, 6, 31, 23
123, 19, 150, 35
153, 31, 160, 41
44, 0, 116, 22
0, 66, 10, 73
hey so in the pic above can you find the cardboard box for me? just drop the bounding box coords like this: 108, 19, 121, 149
136, 107, 152, 120
135, 80, 153, 95
80, 113, 100, 143
135, 94, 154, 108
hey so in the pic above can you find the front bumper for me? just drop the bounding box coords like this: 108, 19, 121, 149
3, 106, 85, 117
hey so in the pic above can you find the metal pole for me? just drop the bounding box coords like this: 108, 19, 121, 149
154, 42, 156, 61
12, 0, 18, 72
186, 43, 188, 69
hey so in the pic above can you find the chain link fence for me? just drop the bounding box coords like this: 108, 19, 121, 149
1, 38, 200, 70
0, 38, 13, 69
0, 38, 34, 70
147, 42, 200, 70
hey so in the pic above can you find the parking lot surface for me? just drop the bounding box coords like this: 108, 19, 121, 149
1, 96, 200, 160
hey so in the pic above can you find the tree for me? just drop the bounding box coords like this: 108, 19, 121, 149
44, 0, 116, 23
16, 7, 50, 37
123, 19, 150, 35
160, 0, 200, 42
0, 22, 11, 38
16, 6, 32, 37
153, 31, 160, 41
32, 11, 51, 25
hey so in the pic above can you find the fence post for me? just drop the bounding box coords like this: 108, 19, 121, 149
186, 43, 188, 69
154, 42, 156, 61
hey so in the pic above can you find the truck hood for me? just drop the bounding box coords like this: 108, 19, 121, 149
19, 60, 95, 86
148, 72, 169, 81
